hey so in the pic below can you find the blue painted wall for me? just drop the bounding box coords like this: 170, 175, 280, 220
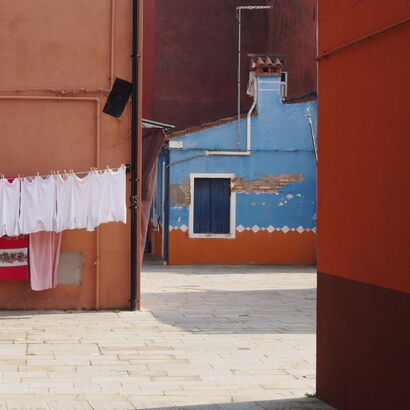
162, 74, 317, 234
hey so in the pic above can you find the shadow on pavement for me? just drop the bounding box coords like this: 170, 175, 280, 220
141, 397, 334, 409
144, 287, 316, 335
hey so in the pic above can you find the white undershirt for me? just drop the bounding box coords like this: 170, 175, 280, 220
20, 176, 57, 234
92, 168, 127, 227
72, 172, 95, 231
55, 174, 76, 232
0, 178, 21, 236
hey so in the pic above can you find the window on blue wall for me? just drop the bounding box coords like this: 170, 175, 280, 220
193, 178, 231, 234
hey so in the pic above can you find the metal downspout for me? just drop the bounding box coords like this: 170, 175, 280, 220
163, 149, 170, 264
130, 0, 142, 311
307, 107, 318, 165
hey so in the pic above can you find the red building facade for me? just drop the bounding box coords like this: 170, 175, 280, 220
317, 1, 410, 408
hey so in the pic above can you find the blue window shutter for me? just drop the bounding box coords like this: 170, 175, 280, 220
193, 178, 230, 234
210, 179, 230, 234
194, 178, 211, 233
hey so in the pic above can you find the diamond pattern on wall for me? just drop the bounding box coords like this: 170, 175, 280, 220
169, 224, 317, 234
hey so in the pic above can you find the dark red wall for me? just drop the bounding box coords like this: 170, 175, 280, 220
143, 0, 317, 131
317, 0, 410, 408
143, 0, 268, 130
267, 0, 317, 98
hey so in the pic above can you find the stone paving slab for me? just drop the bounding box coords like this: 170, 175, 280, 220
0, 261, 334, 409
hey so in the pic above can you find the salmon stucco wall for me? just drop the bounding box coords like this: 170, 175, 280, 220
0, 0, 134, 309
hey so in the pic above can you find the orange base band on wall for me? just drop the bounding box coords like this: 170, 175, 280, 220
168, 229, 316, 265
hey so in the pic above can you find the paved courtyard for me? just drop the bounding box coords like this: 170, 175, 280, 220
0, 261, 333, 409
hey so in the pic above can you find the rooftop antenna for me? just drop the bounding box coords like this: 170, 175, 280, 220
236, 5, 273, 146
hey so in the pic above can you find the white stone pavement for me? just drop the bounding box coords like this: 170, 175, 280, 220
0, 260, 334, 410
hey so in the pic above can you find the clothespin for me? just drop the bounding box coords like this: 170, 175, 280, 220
120, 163, 125, 168
106, 165, 110, 170
37, 171, 40, 177
70, 169, 74, 175
64, 169, 67, 175
17, 173, 21, 179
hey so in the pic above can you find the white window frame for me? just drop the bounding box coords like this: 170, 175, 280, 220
189, 173, 236, 239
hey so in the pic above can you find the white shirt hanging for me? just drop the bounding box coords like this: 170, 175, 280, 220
55, 174, 76, 232
0, 178, 21, 236
105, 167, 127, 225
20, 176, 57, 234
109, 167, 127, 224
90, 170, 106, 227
72, 172, 95, 231
92, 167, 127, 227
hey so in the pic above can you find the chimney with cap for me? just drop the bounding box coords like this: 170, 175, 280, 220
248, 54, 284, 76
247, 54, 286, 99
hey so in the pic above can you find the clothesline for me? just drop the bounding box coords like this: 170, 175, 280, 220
1, 164, 128, 179
0, 166, 127, 236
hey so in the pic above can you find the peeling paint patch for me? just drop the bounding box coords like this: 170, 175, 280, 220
232, 173, 303, 193
170, 178, 191, 206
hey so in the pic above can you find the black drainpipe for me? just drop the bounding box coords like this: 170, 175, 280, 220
130, 0, 139, 311
163, 148, 170, 264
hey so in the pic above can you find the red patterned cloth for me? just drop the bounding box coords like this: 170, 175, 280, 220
0, 235, 29, 280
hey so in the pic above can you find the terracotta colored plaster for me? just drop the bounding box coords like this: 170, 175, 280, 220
169, 229, 315, 266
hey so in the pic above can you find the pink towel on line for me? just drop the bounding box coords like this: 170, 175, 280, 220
29, 231, 62, 291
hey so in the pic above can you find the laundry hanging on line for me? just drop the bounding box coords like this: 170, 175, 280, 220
0, 166, 127, 236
